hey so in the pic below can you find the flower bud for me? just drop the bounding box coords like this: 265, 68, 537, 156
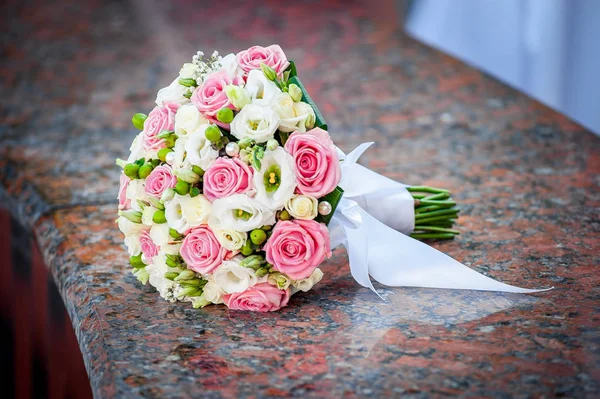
240, 254, 266, 270
191, 165, 205, 176
191, 295, 211, 309
118, 210, 143, 223
224, 85, 251, 109
175, 269, 196, 281
116, 158, 128, 168
174, 169, 200, 184
177, 286, 199, 298
268, 272, 291, 290
238, 137, 254, 149
266, 139, 279, 151
161, 188, 175, 203
131, 113, 147, 130
134, 268, 150, 285
178, 78, 197, 87
255, 267, 269, 278
164, 272, 179, 280
288, 84, 302, 102
260, 63, 278, 81
146, 196, 164, 210
216, 107, 234, 124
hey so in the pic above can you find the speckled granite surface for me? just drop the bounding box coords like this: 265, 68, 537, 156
1, 0, 599, 398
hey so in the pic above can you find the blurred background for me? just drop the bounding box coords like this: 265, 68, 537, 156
1, 0, 598, 398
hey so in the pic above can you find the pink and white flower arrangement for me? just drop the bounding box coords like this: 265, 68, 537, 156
116, 46, 339, 311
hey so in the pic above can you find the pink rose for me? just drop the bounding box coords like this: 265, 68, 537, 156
118, 173, 130, 210
224, 282, 290, 312
140, 231, 158, 261
144, 165, 177, 198
180, 226, 227, 274
264, 219, 331, 280
203, 158, 253, 202
284, 128, 341, 198
191, 70, 243, 125
236, 45, 290, 76
142, 103, 179, 151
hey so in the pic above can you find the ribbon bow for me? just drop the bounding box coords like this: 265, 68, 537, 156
328, 143, 551, 296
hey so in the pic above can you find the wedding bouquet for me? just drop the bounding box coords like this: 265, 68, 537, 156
116, 45, 546, 312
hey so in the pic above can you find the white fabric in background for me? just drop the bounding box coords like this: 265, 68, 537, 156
406, 0, 600, 135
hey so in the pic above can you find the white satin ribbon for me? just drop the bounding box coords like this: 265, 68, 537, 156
329, 143, 551, 295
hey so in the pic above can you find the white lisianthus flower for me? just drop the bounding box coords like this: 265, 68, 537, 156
146, 252, 177, 302
209, 194, 276, 232
185, 126, 219, 170
202, 279, 226, 304
285, 195, 318, 220
268, 272, 292, 290
150, 223, 171, 247
174, 104, 208, 137
179, 63, 200, 80
275, 93, 316, 132
117, 217, 147, 256
253, 147, 297, 210
245, 69, 281, 105
126, 180, 149, 212
161, 242, 182, 255
219, 53, 243, 79
213, 227, 247, 251
230, 103, 280, 143
155, 78, 190, 107
127, 133, 152, 162
213, 259, 258, 294
165, 194, 212, 234
292, 268, 324, 292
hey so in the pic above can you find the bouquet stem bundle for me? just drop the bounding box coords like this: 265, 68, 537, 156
407, 186, 460, 240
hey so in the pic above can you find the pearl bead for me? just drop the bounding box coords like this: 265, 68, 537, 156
225, 142, 240, 157
165, 151, 176, 165
318, 201, 332, 216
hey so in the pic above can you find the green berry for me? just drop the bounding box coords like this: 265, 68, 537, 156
124, 163, 139, 179
205, 125, 221, 143
250, 229, 267, 246
138, 163, 153, 179
261, 225, 272, 231
216, 107, 234, 124
157, 148, 173, 162
174, 180, 190, 196
152, 210, 166, 224
132, 113, 147, 130
192, 165, 205, 176
164, 135, 176, 148
169, 228, 182, 239
279, 209, 291, 220
240, 240, 254, 256
129, 254, 145, 268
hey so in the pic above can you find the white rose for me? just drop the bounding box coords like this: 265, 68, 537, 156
202, 279, 225, 304
165, 194, 212, 234
179, 63, 199, 80
213, 228, 247, 251
253, 147, 297, 210
209, 194, 276, 232
155, 78, 190, 107
184, 126, 219, 170
292, 268, 324, 292
275, 94, 316, 133
117, 217, 147, 256
292, 101, 316, 131
175, 104, 208, 137
213, 259, 258, 294
150, 223, 171, 247
285, 195, 318, 220
125, 179, 149, 212
230, 103, 280, 144
245, 69, 282, 105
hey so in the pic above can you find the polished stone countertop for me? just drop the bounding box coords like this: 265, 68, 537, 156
1, 0, 599, 398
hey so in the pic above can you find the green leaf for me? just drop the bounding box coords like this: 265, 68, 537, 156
285, 61, 298, 78
315, 186, 344, 225
189, 186, 200, 197
134, 157, 146, 167
287, 76, 327, 131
